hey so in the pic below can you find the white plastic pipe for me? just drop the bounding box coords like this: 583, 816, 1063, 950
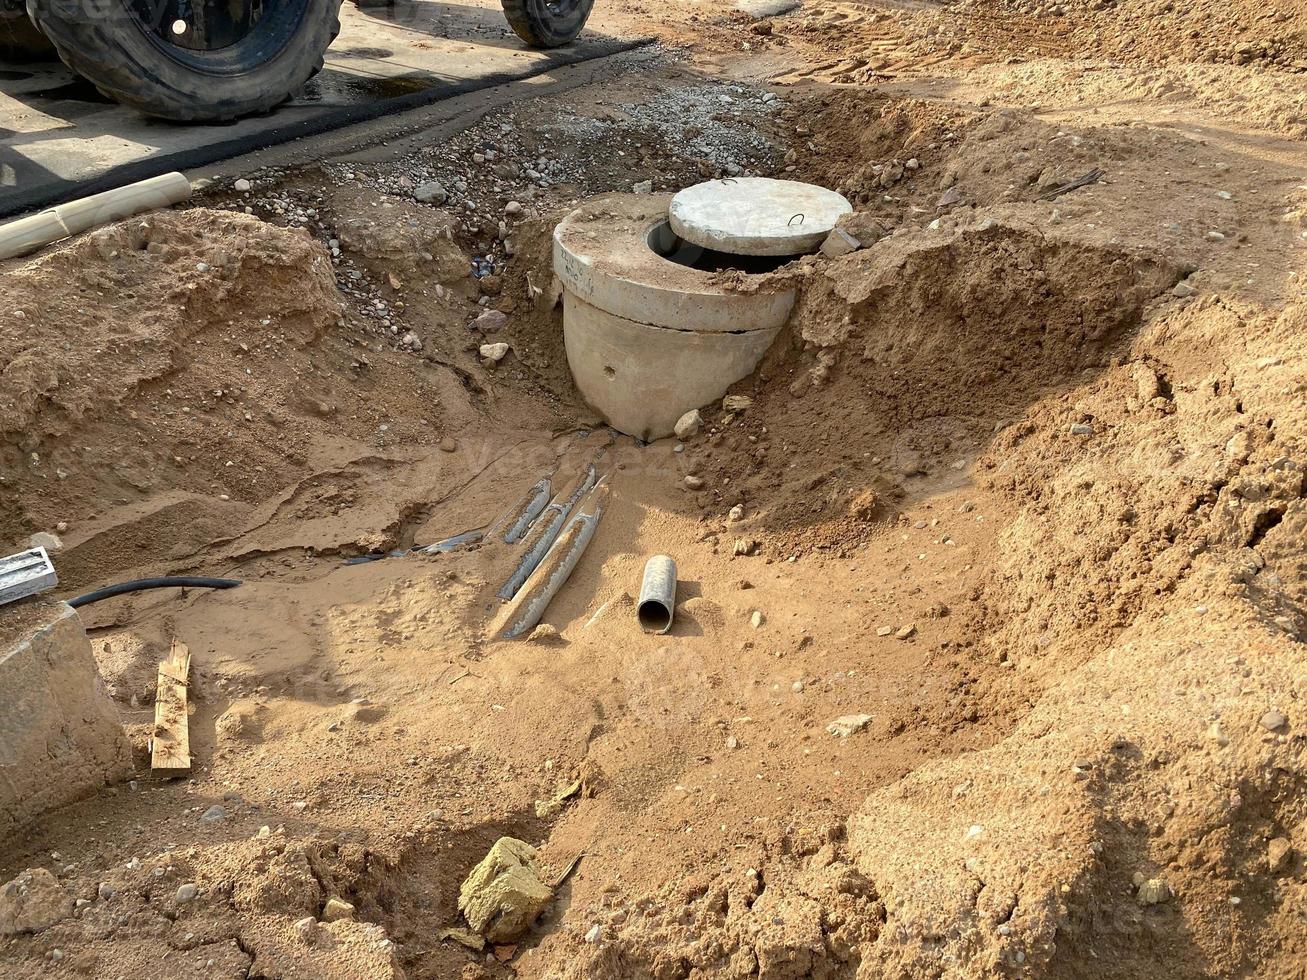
0, 172, 192, 261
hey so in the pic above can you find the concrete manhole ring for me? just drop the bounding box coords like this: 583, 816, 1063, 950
553, 193, 796, 440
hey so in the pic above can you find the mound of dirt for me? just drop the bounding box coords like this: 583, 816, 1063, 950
548, 276, 1304, 975
678, 217, 1178, 555
0, 208, 468, 588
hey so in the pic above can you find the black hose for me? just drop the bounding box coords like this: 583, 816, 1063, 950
67, 576, 242, 609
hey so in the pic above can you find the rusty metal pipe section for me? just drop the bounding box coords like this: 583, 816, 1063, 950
421, 527, 485, 554
421, 473, 553, 556
496, 482, 610, 640
637, 555, 677, 634
499, 476, 552, 544
497, 463, 597, 600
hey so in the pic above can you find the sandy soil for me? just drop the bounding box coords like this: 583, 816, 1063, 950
0, 0, 1303, 978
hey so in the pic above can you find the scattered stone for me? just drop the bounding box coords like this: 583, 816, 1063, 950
534, 778, 582, 819
294, 916, 318, 944
750, 610, 765, 629
1207, 721, 1229, 746
199, 804, 227, 824
1259, 709, 1287, 731
876, 626, 894, 637
322, 897, 356, 922
684, 475, 705, 491
895, 623, 916, 640
473, 309, 508, 333
414, 181, 448, 204
725, 735, 740, 750
937, 187, 963, 208
527, 624, 560, 644
1172, 281, 1197, 298
438, 926, 485, 951
459, 838, 553, 943
791, 680, 804, 693
674, 409, 703, 440
1267, 838, 1293, 874
175, 883, 197, 904
1136, 878, 1171, 905
826, 714, 874, 738
820, 228, 861, 258
584, 923, 602, 943
733, 538, 759, 557
504, 200, 523, 216
722, 394, 753, 413
1069, 422, 1093, 436
27, 531, 62, 553
97, 882, 115, 901
1206, 230, 1226, 242
480, 342, 510, 363
632, 180, 654, 194
233, 178, 252, 193
440, 437, 458, 453
728, 505, 745, 522
0, 869, 72, 936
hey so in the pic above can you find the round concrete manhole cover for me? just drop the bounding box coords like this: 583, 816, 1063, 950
668, 177, 853, 256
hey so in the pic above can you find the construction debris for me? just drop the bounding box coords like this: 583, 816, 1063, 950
0, 548, 56, 608
496, 481, 610, 639
459, 838, 553, 943
151, 640, 192, 777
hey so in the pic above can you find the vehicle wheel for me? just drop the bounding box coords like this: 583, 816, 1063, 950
0, 10, 54, 60
500, 0, 593, 48
25, 0, 343, 122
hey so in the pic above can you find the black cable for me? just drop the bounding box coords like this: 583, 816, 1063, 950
67, 576, 242, 608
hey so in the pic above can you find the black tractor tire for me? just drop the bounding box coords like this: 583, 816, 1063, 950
24, 0, 343, 122
501, 0, 593, 48
0, 9, 54, 60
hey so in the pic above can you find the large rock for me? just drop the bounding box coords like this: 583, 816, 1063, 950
458, 837, 553, 942
0, 869, 72, 935
0, 600, 132, 838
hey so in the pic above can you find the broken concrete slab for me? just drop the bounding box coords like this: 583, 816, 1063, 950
459, 837, 553, 942
821, 228, 862, 258
0, 600, 133, 838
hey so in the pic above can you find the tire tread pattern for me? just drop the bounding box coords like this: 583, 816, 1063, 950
26, 0, 341, 122
500, 0, 593, 49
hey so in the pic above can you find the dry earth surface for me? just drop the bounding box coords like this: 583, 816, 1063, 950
0, 0, 1304, 978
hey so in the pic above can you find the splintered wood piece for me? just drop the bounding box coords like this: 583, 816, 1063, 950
151, 639, 191, 776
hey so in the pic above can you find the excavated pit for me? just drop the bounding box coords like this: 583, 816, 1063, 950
0, 58, 1303, 980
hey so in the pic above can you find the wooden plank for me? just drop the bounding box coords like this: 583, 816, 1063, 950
151, 639, 191, 777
